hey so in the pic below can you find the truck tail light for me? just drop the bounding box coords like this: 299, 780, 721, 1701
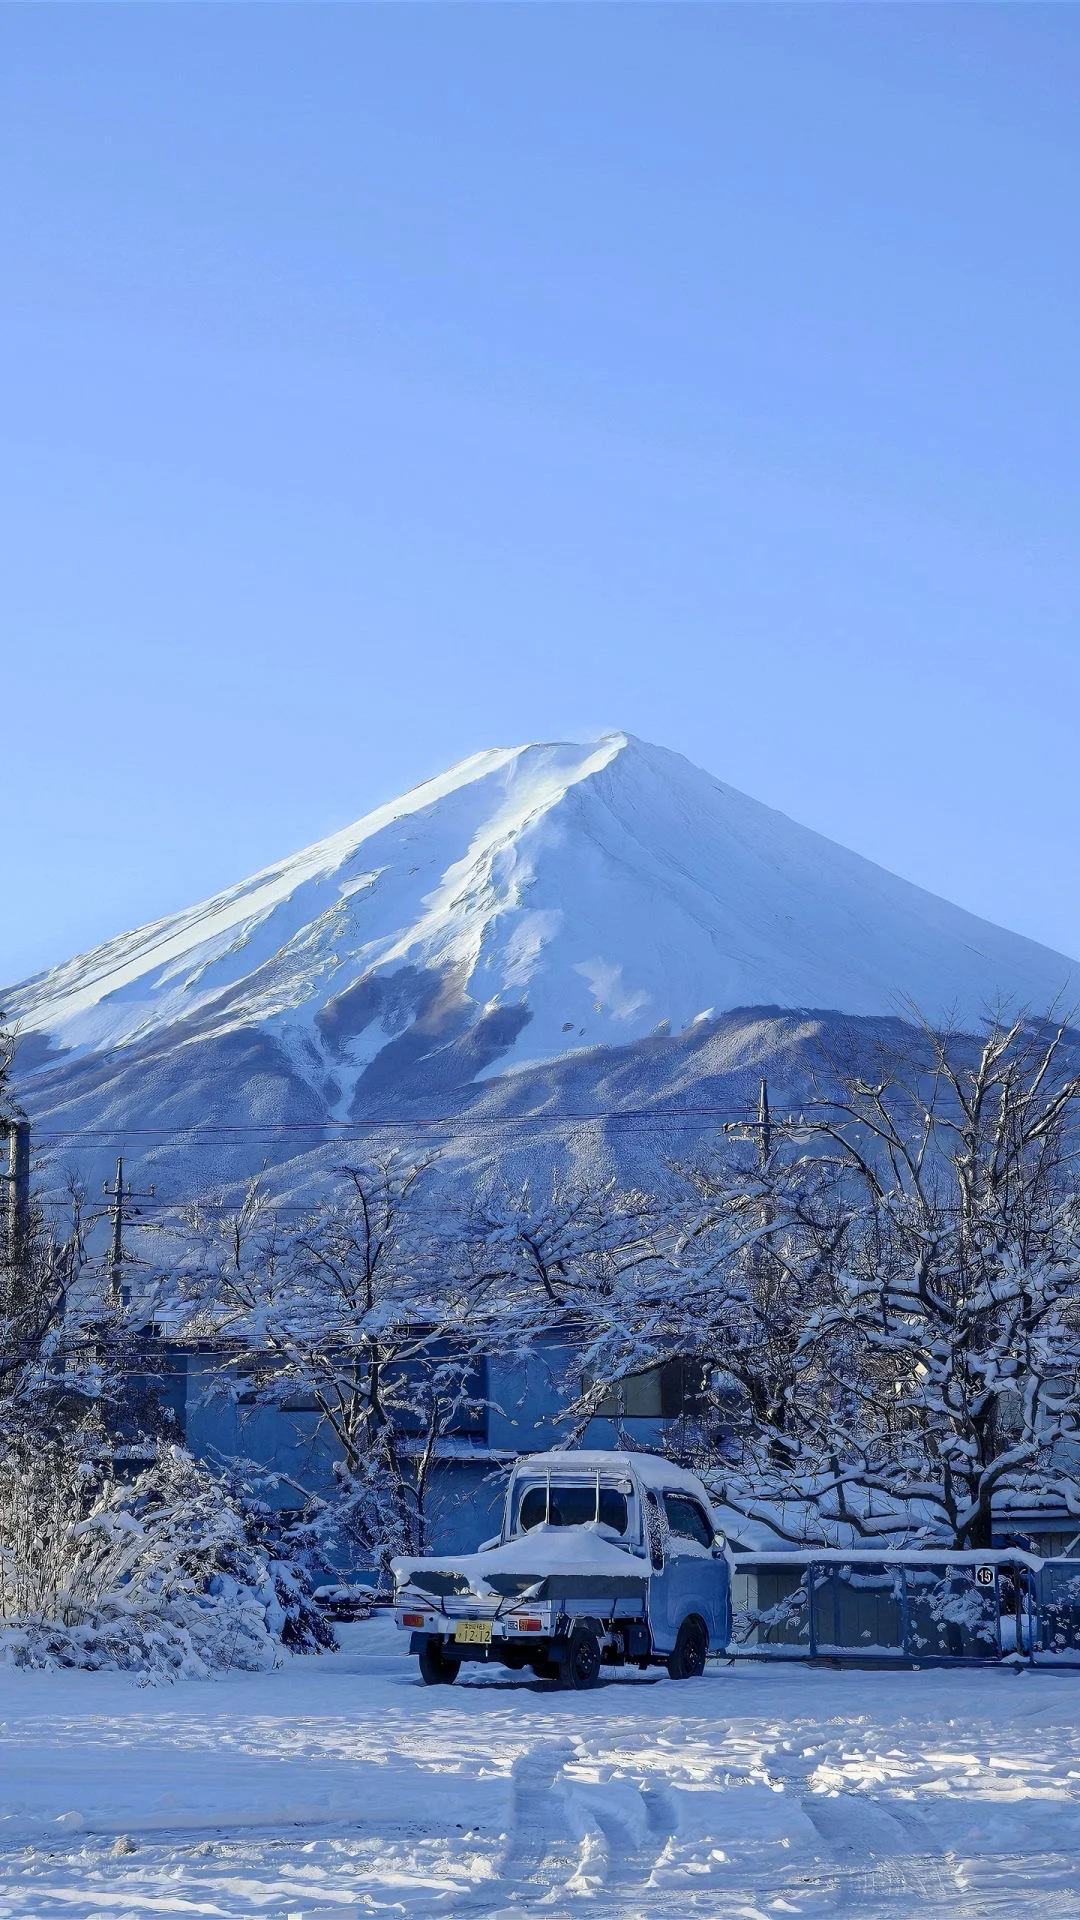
515, 1616, 543, 1632
401, 1612, 426, 1627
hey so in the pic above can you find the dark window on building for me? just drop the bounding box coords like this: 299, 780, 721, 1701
597, 1368, 662, 1417
388, 1351, 487, 1435
590, 1357, 710, 1420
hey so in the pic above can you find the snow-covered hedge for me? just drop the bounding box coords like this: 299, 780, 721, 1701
0, 1443, 335, 1679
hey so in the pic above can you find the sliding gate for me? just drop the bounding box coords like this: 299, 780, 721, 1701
730, 1550, 1079, 1666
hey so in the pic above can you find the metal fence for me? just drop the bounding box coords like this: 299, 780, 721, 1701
730, 1550, 1080, 1667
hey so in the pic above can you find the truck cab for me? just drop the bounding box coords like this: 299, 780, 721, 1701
392, 1449, 732, 1690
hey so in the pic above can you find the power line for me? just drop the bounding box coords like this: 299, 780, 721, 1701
32, 1100, 816, 1144
30, 1095, 803, 1216
42, 1193, 513, 1216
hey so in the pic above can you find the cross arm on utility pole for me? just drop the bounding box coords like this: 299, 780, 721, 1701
102, 1155, 155, 1308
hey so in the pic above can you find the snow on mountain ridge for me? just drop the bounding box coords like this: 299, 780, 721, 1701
5, 735, 1076, 1114
4, 744, 521, 1036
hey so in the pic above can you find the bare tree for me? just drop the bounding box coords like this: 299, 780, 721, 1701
173, 1156, 486, 1572
548, 1147, 860, 1539
547, 1009, 1080, 1551
798, 1006, 1080, 1547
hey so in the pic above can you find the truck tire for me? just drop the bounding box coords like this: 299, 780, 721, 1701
553, 1627, 602, 1691
418, 1638, 461, 1686
666, 1616, 708, 1680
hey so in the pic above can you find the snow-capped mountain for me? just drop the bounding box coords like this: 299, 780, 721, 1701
5, 734, 1076, 1197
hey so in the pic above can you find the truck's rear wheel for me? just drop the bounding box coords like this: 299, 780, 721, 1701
666, 1616, 708, 1680
554, 1627, 602, 1690
418, 1639, 461, 1685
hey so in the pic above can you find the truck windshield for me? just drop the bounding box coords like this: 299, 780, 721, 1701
516, 1483, 629, 1535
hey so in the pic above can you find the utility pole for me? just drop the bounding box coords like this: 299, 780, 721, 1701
757, 1077, 772, 1169
723, 1079, 802, 1164
2, 1114, 31, 1302
102, 1156, 155, 1308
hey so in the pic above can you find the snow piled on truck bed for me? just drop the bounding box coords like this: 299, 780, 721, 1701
4, 1614, 1080, 1916
395, 1524, 647, 1588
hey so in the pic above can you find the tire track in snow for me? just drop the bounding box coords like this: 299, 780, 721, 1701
801, 1795, 961, 1907
485, 1741, 680, 1911
497, 1739, 591, 1897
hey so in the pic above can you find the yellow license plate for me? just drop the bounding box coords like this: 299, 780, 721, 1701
454, 1619, 492, 1645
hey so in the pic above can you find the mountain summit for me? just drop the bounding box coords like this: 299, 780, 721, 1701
5, 734, 1077, 1205
7, 734, 1076, 1123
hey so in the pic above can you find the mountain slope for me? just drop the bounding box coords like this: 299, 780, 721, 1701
5, 734, 1076, 1196
8, 732, 1075, 1055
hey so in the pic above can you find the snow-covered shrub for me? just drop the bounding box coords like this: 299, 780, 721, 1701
208, 1458, 337, 1655
0, 1435, 90, 1620
0, 1441, 334, 1677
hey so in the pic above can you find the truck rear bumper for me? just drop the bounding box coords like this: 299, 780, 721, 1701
409, 1620, 653, 1663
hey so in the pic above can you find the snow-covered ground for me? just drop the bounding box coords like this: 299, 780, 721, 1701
3, 1619, 1080, 1917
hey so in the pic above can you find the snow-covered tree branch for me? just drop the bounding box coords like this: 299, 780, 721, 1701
547, 1010, 1080, 1549
172, 1155, 488, 1573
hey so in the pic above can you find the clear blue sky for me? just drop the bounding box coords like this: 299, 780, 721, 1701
3, 5, 1079, 984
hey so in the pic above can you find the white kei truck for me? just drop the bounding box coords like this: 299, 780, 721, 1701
392, 1449, 733, 1690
